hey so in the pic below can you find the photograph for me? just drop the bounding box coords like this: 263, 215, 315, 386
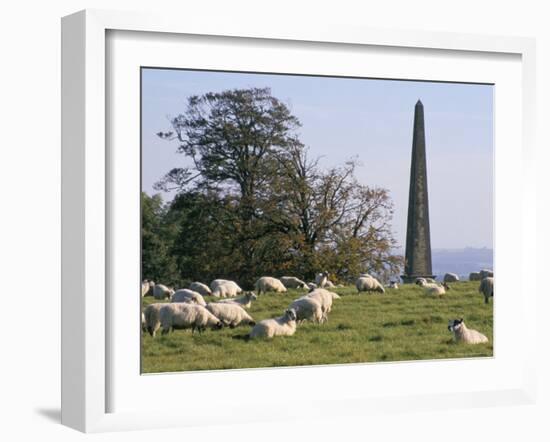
140, 68, 494, 374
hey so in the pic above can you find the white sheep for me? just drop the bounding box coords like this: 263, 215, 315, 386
444, 273, 460, 283
479, 269, 494, 279
315, 271, 329, 288
280, 276, 308, 289
171, 289, 207, 306
141, 311, 146, 333
159, 303, 223, 335
469, 272, 482, 281
255, 276, 287, 294
216, 292, 258, 309
448, 318, 489, 344
211, 280, 242, 298
141, 280, 153, 297
479, 276, 494, 304
249, 309, 298, 339
359, 273, 372, 278
425, 278, 437, 283
289, 297, 324, 324
356, 276, 385, 293
205, 303, 255, 328
414, 277, 427, 286
153, 283, 174, 300
188, 282, 212, 296
143, 302, 168, 337
418, 280, 450, 296
304, 288, 340, 320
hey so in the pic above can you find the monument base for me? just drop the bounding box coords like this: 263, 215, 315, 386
401, 274, 436, 284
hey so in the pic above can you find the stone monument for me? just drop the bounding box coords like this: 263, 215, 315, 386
402, 100, 435, 283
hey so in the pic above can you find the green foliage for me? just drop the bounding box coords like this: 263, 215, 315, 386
145, 87, 403, 286
141, 281, 493, 372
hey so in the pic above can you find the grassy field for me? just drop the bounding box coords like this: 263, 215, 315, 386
141, 281, 493, 373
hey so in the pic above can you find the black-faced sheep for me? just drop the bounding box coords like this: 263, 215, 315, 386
356, 276, 385, 293
280, 276, 308, 289
249, 309, 298, 339
159, 303, 223, 335
171, 289, 207, 306
448, 318, 489, 344
255, 276, 287, 294
205, 303, 255, 328
315, 271, 329, 288
479, 276, 494, 304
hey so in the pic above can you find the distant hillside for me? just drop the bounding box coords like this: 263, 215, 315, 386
431, 247, 493, 279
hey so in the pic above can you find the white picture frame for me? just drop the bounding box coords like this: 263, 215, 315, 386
61, 9, 537, 433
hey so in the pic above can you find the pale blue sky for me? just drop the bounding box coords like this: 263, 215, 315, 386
142, 68, 494, 249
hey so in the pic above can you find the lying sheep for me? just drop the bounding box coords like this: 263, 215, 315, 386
280, 276, 308, 289
216, 292, 258, 309
356, 276, 385, 293
479, 276, 494, 304
171, 289, 206, 306
469, 272, 482, 281
448, 318, 489, 344
255, 276, 287, 294
249, 309, 298, 339
206, 303, 255, 328
211, 280, 242, 298
144, 302, 168, 337
153, 283, 174, 300
189, 282, 212, 296
415, 277, 427, 286
289, 297, 324, 324
315, 271, 329, 288
418, 280, 450, 296
386, 281, 399, 289
444, 273, 460, 283
159, 303, 223, 335
479, 269, 494, 279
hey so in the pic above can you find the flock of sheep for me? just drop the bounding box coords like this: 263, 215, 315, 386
141, 268, 494, 346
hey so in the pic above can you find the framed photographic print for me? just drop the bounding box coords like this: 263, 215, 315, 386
62, 9, 537, 432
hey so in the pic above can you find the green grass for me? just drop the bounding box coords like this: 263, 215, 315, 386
141, 281, 493, 373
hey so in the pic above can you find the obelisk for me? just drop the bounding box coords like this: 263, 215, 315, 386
402, 100, 435, 283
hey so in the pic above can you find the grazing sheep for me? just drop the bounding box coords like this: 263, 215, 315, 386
315, 271, 329, 288
356, 276, 385, 293
280, 276, 308, 289
479, 276, 494, 304
189, 282, 212, 296
211, 280, 242, 298
448, 318, 489, 344
171, 289, 207, 306
159, 303, 223, 335
144, 302, 168, 337
249, 309, 298, 339
302, 288, 340, 321
216, 292, 258, 309
141, 280, 153, 297
469, 272, 482, 281
206, 303, 255, 328
444, 273, 460, 283
255, 276, 287, 294
289, 297, 324, 324
153, 283, 174, 300
479, 269, 494, 279
210, 279, 242, 292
